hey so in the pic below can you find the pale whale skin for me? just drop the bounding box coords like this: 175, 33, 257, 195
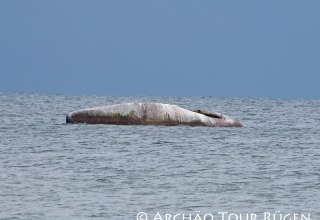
66, 103, 242, 127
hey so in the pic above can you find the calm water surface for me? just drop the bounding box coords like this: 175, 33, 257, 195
0, 93, 319, 220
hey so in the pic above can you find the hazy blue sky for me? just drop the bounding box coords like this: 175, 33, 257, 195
0, 1, 319, 98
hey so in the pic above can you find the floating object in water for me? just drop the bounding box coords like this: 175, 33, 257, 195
66, 103, 242, 127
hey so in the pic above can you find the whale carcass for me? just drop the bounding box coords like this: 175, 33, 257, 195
66, 103, 242, 127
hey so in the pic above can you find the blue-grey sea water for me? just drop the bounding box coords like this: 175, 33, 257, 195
0, 93, 319, 220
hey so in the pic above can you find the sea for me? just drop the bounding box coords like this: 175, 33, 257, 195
0, 93, 319, 220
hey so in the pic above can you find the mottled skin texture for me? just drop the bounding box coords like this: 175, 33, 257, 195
66, 103, 242, 127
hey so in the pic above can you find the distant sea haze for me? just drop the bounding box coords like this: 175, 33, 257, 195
0, 93, 319, 220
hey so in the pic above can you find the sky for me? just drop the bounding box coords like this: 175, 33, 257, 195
0, 0, 319, 99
